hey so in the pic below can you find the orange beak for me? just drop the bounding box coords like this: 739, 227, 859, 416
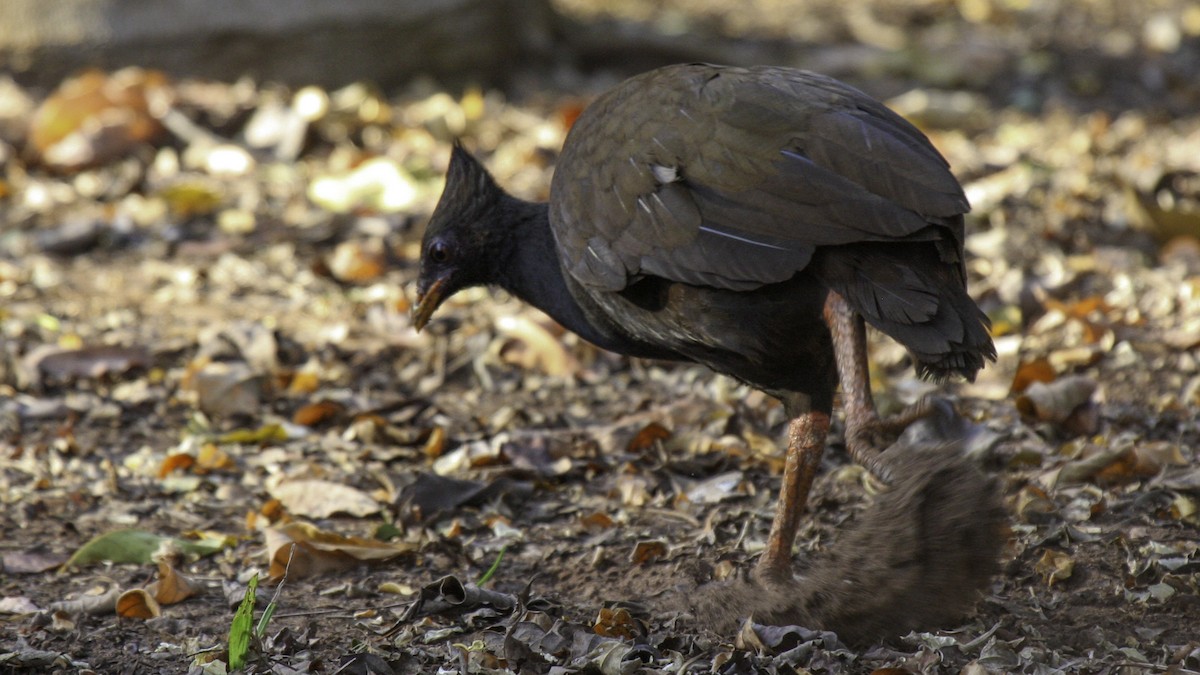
412, 276, 448, 332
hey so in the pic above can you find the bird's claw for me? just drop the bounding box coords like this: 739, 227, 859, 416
847, 396, 959, 485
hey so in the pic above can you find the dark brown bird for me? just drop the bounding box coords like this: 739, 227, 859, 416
413, 63, 995, 583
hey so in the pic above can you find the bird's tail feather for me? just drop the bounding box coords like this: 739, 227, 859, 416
812, 242, 995, 381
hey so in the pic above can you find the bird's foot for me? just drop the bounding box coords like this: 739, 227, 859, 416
846, 396, 960, 484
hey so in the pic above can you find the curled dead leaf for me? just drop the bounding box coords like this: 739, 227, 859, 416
149, 559, 197, 605
264, 521, 415, 581
735, 619, 766, 652
1015, 375, 1098, 436
1056, 442, 1126, 485
49, 587, 120, 617
422, 425, 447, 459
116, 588, 162, 620
712, 559, 737, 582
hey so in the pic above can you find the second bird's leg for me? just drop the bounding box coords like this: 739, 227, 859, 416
754, 410, 830, 582
824, 292, 936, 481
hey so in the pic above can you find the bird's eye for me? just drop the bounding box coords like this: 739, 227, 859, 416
429, 240, 452, 263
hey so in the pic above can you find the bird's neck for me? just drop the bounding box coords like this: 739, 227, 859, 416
494, 196, 638, 354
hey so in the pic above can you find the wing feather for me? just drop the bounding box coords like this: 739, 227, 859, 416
550, 64, 969, 293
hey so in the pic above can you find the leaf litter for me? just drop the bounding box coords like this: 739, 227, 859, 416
3, 1, 1200, 672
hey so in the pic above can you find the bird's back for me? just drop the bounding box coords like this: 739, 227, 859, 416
547, 63, 992, 389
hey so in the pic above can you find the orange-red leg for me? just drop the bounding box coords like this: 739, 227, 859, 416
825, 291, 938, 481
755, 410, 830, 581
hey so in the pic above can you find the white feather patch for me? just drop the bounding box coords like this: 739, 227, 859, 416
651, 164, 679, 184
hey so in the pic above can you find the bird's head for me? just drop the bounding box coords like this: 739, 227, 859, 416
412, 144, 509, 332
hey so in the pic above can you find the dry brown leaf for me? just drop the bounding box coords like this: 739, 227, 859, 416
735, 618, 766, 652
264, 521, 415, 580
614, 474, 651, 507
158, 453, 195, 478
1170, 494, 1198, 524
579, 512, 615, 531
292, 400, 346, 427
148, 560, 197, 605
685, 471, 744, 504
115, 588, 161, 620
49, 587, 120, 617
422, 426, 447, 459
196, 443, 236, 472
1010, 357, 1057, 395
627, 422, 671, 453
260, 498, 287, 523
630, 540, 667, 565
495, 315, 577, 377
28, 67, 168, 170
593, 606, 636, 639
270, 479, 381, 519
326, 240, 387, 283
1034, 549, 1075, 587
379, 581, 415, 596
1015, 375, 1098, 435
1093, 442, 1186, 485
0, 596, 41, 614
1042, 295, 1110, 321
1015, 485, 1057, 522
287, 369, 322, 395
1056, 443, 1125, 484
713, 559, 737, 582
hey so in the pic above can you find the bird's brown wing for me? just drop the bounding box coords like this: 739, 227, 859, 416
549, 64, 969, 294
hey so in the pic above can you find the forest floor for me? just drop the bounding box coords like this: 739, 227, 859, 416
2, 0, 1200, 673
